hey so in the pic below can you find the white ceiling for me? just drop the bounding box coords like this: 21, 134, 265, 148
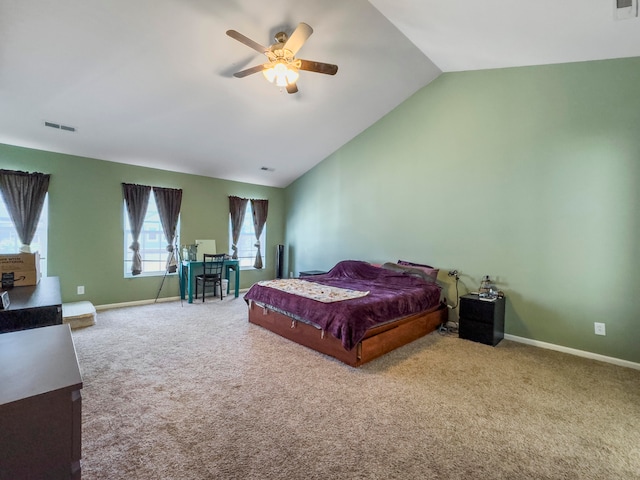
1, 0, 639, 187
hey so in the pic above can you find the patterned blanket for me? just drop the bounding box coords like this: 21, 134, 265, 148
257, 279, 369, 303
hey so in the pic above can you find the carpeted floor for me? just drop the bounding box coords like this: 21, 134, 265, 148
71, 297, 640, 479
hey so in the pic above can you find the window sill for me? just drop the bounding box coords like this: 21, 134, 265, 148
124, 271, 177, 279
239, 267, 270, 272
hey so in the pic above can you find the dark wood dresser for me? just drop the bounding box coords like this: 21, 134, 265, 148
459, 294, 505, 346
0, 324, 83, 479
0, 276, 62, 334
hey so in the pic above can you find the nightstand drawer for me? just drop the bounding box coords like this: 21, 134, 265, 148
459, 319, 502, 346
459, 296, 497, 324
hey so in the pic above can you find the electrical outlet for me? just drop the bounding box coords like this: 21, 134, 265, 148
594, 322, 606, 336
77, 286, 85, 295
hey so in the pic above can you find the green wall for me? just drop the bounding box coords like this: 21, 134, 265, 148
284, 57, 640, 364
0, 144, 285, 306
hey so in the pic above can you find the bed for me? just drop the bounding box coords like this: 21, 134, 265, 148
244, 260, 448, 367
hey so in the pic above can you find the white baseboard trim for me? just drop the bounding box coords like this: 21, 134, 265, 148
95, 289, 250, 311
504, 334, 640, 371
95, 296, 181, 311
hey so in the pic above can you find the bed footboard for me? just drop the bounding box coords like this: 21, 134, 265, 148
247, 301, 447, 367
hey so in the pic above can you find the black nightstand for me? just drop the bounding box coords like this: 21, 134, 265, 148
459, 294, 505, 346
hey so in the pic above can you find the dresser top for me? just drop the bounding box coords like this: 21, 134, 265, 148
1, 276, 62, 312
0, 324, 82, 406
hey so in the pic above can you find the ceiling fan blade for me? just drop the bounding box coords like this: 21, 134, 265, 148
283, 22, 313, 55
286, 83, 298, 94
226, 30, 268, 55
233, 64, 265, 78
298, 59, 338, 76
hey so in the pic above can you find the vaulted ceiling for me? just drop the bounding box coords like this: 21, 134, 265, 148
1, 0, 639, 187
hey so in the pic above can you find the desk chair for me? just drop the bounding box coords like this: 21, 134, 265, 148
195, 253, 225, 301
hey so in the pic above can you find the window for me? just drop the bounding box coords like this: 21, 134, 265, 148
229, 202, 266, 269
0, 193, 48, 276
123, 195, 178, 277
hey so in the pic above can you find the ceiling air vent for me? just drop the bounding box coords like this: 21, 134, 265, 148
615, 0, 638, 20
44, 121, 76, 132
260, 166, 275, 172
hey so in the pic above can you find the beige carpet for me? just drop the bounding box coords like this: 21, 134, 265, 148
71, 298, 640, 480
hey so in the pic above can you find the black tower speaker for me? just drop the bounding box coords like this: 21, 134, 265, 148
275, 244, 284, 279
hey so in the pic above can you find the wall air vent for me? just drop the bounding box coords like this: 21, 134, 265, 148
44, 121, 76, 132
615, 0, 638, 19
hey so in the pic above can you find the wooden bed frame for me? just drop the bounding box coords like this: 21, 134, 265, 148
247, 300, 448, 367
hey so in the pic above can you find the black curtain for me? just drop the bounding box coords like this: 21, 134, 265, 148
250, 199, 268, 269
0, 169, 50, 252
122, 183, 151, 275
153, 187, 182, 273
229, 196, 248, 260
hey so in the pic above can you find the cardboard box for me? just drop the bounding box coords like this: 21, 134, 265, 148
0, 252, 41, 287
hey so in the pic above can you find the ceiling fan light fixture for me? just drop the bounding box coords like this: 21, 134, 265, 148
227, 23, 337, 94
262, 65, 276, 83
263, 62, 299, 87
285, 66, 299, 85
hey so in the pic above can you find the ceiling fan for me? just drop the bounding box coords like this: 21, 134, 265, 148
226, 22, 338, 94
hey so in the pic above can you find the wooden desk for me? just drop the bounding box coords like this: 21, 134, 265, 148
180, 259, 240, 303
0, 276, 63, 334
0, 324, 83, 479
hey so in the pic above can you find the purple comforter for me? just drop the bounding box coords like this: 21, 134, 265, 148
244, 260, 442, 350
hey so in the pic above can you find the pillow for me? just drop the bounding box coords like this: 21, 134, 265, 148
381, 262, 438, 284
381, 262, 406, 273
397, 260, 439, 282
